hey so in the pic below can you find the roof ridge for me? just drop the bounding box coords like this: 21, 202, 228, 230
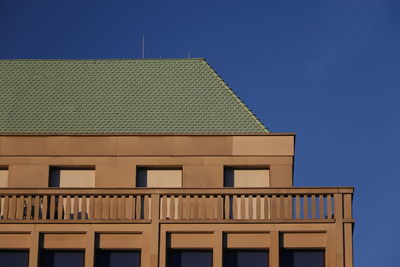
201, 59, 270, 133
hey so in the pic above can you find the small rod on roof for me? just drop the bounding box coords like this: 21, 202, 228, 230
142, 34, 145, 59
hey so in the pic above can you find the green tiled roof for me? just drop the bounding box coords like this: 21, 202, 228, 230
0, 59, 268, 134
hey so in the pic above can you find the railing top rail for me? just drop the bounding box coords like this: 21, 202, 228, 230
0, 187, 354, 195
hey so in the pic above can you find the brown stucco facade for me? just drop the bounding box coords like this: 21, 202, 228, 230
0, 134, 354, 267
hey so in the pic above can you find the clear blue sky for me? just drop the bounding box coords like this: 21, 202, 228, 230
1, 0, 398, 266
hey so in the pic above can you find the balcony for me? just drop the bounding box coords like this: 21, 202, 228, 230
0, 187, 353, 223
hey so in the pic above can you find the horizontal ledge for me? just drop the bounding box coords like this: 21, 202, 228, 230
159, 219, 336, 224
0, 220, 152, 224
0, 187, 354, 195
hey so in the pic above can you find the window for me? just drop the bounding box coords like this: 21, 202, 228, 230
0, 250, 29, 267
224, 249, 268, 267
49, 167, 95, 187
136, 167, 182, 188
224, 167, 269, 187
40, 250, 85, 267
95, 250, 140, 267
0, 167, 8, 188
168, 250, 212, 267
281, 249, 325, 267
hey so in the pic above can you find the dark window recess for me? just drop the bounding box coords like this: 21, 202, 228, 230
136, 168, 148, 187
224, 168, 235, 187
49, 168, 61, 187
95, 250, 141, 267
168, 250, 212, 267
281, 249, 325, 267
40, 250, 85, 267
224, 249, 268, 267
0, 250, 29, 267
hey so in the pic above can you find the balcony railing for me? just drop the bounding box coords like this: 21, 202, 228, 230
0, 187, 353, 223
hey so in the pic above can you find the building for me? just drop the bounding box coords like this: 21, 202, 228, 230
0, 59, 354, 267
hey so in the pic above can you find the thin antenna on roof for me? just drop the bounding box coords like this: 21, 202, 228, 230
187, 52, 190, 58
142, 34, 145, 59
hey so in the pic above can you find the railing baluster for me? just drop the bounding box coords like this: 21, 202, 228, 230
94, 196, 102, 220
50, 195, 55, 220
110, 195, 117, 220
311, 195, 316, 219
184, 195, 190, 219
295, 195, 300, 219
256, 195, 261, 219
319, 194, 324, 219
3, 196, 9, 219
102, 195, 110, 220
65, 195, 71, 220
135, 196, 141, 219
81, 196, 87, 220
271, 195, 276, 219
16, 196, 24, 219
42, 195, 48, 220
240, 195, 245, 220
279, 195, 285, 219
208, 195, 214, 219
264, 195, 269, 219
327, 194, 332, 219
161, 195, 167, 219
57, 195, 63, 220
73, 195, 79, 220
303, 195, 309, 219
248, 195, 254, 220
177, 195, 183, 219
144, 195, 150, 219
200, 195, 206, 220
126, 195, 134, 220
170, 195, 176, 220
9, 195, 17, 220
286, 195, 292, 219
224, 195, 230, 220
193, 195, 199, 220
117, 196, 124, 220
89, 196, 95, 220
34, 195, 40, 220
233, 195, 238, 219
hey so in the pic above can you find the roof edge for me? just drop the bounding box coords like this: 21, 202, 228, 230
201, 59, 270, 133
0, 133, 295, 137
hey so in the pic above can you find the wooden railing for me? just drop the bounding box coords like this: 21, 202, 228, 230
0, 187, 353, 223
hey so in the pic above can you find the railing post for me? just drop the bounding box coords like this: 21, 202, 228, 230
149, 194, 160, 267
334, 193, 344, 267
343, 193, 354, 267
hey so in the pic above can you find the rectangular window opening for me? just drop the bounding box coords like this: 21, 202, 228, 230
280, 249, 325, 267
136, 167, 182, 188
224, 167, 270, 188
224, 249, 269, 267
167, 250, 213, 267
49, 166, 95, 188
39, 250, 85, 267
0, 250, 29, 267
95, 249, 141, 267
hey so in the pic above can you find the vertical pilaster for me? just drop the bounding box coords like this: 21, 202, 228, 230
29, 228, 39, 267
85, 229, 95, 267
270, 230, 279, 267
213, 230, 223, 267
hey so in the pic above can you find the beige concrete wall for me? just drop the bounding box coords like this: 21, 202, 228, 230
0, 222, 351, 267
0, 135, 294, 188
